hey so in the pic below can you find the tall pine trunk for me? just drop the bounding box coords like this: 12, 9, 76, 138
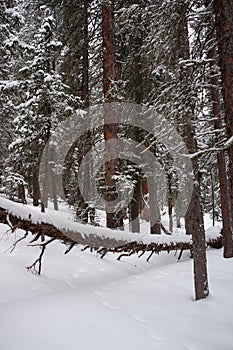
128, 13, 143, 233
82, 0, 89, 110
128, 173, 141, 233
32, 166, 41, 207
184, 123, 209, 300
102, 1, 123, 229
206, 22, 233, 258
80, 0, 92, 224
214, 0, 233, 258
178, 2, 209, 300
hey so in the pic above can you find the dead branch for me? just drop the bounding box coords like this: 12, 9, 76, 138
64, 243, 76, 254
27, 238, 56, 275
29, 233, 41, 243
97, 247, 108, 259
146, 250, 155, 262
81, 245, 90, 251
10, 232, 28, 253
27, 245, 46, 275
28, 237, 56, 247
117, 251, 135, 261
138, 251, 146, 258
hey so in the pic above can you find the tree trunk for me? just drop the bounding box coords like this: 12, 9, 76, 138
167, 173, 173, 232
177, 2, 209, 300
81, 1, 93, 223
213, 0, 233, 258
17, 183, 26, 204
102, 1, 116, 104
210, 170, 215, 226
148, 177, 161, 234
32, 166, 40, 207
207, 29, 233, 257
82, 0, 89, 109
41, 143, 49, 209
102, 1, 123, 229
49, 147, 58, 211
129, 175, 141, 233
81, 146, 90, 223
127, 10, 143, 233
134, 11, 143, 105
184, 122, 209, 300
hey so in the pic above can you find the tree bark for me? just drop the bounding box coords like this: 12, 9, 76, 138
129, 174, 141, 233
80, 0, 93, 224
213, 0, 233, 257
184, 120, 209, 299
167, 172, 173, 232
82, 0, 89, 109
102, 1, 123, 229
128, 9, 143, 233
148, 177, 161, 234
177, 1, 209, 300
41, 143, 49, 209
102, 1, 116, 103
32, 166, 41, 207
49, 150, 58, 211
207, 28, 233, 258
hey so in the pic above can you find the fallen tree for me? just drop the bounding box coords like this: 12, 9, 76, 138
0, 202, 223, 275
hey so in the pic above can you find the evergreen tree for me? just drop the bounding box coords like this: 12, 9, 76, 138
10, 3, 79, 206
0, 0, 25, 195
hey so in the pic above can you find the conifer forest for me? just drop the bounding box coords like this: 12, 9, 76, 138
0, 2, 233, 346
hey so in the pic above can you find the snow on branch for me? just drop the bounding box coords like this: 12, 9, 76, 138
225, 136, 233, 148
186, 136, 233, 160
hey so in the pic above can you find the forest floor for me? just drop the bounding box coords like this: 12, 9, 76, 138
0, 208, 232, 350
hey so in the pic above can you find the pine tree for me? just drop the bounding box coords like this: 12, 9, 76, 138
0, 0, 25, 195
145, 0, 209, 300
10, 3, 79, 206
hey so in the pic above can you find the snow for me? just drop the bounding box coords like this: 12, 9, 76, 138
0, 80, 21, 90
0, 222, 232, 350
225, 136, 233, 148
48, 40, 63, 48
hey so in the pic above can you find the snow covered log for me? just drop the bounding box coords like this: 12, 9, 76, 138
0, 201, 223, 260
0, 206, 126, 249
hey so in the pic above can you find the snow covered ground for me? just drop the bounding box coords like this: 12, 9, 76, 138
0, 221, 233, 350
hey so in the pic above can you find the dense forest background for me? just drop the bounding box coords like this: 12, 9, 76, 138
0, 0, 233, 300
